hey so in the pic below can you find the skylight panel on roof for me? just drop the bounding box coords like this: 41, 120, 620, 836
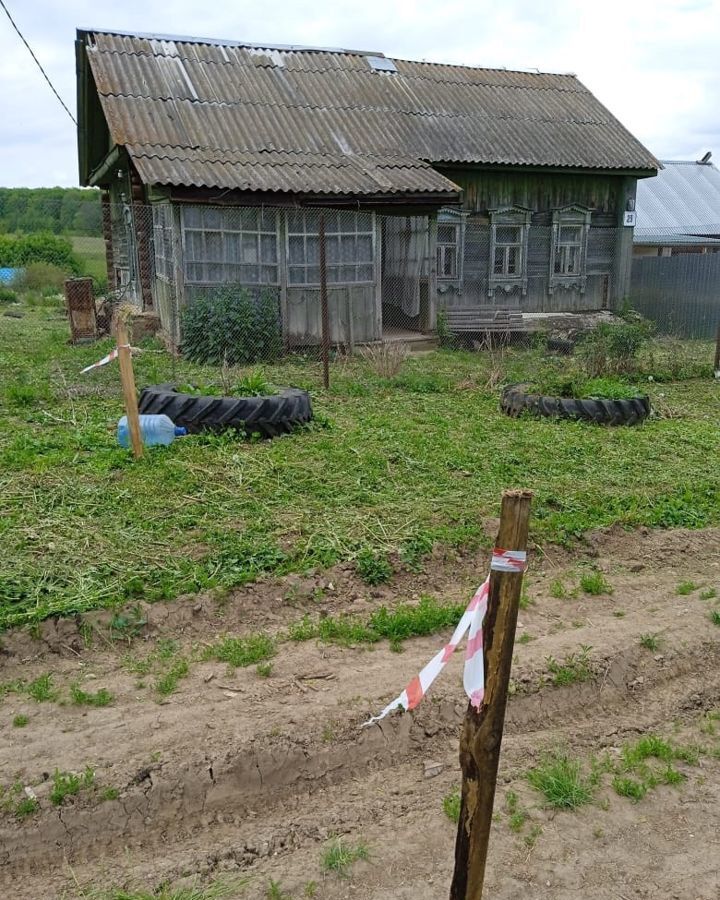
367, 55, 397, 73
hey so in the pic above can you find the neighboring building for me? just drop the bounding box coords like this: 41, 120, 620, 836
76, 28, 658, 345
634, 155, 720, 257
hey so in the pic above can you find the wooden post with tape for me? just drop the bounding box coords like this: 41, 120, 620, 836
116, 307, 143, 459
449, 489, 533, 899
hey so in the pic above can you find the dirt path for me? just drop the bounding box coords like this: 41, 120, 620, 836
1, 526, 719, 898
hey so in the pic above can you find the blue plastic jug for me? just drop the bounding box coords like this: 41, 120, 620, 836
117, 414, 187, 448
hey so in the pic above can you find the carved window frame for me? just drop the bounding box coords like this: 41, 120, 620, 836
436, 207, 467, 285
488, 207, 531, 298
549, 206, 592, 295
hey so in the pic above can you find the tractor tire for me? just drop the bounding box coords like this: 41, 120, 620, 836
138, 384, 313, 438
500, 383, 651, 426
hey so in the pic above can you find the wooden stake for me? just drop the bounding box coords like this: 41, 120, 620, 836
449, 489, 533, 900
116, 315, 143, 459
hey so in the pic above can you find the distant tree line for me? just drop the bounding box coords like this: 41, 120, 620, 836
0, 188, 102, 236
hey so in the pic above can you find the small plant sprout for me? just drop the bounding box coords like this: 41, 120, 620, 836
579, 571, 612, 596
443, 788, 461, 823
549, 579, 568, 599
50, 767, 95, 806
699, 587, 717, 601
517, 631, 533, 644
256, 661, 273, 678
266, 880, 290, 900
546, 646, 592, 686
676, 581, 698, 596
70, 684, 114, 707
639, 633, 662, 651
322, 838, 370, 876
27, 673, 57, 702
711, 610, 720, 627
12, 714, 29, 728
15, 796, 39, 819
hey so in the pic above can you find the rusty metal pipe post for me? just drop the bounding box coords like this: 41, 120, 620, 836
450, 489, 533, 899
319, 213, 330, 390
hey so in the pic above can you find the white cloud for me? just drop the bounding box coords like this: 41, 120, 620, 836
1, 0, 719, 186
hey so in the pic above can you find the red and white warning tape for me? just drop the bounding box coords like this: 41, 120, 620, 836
362, 548, 527, 727
80, 345, 129, 374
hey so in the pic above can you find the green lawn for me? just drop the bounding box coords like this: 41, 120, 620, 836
1, 306, 718, 629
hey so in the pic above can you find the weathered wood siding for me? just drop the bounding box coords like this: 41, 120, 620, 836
287, 284, 379, 345
434, 168, 629, 312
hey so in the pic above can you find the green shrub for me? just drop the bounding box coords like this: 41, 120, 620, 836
577, 319, 653, 377
0, 287, 17, 304
0, 233, 81, 274
182, 287, 282, 365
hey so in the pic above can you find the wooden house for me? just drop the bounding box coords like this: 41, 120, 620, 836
76, 28, 658, 346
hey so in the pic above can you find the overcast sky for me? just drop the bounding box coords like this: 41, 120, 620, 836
1, 0, 719, 188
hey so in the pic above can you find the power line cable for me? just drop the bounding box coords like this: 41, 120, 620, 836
0, 0, 76, 125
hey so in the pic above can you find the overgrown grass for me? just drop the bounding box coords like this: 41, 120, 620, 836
442, 788, 461, 823
527, 752, 595, 809
81, 876, 247, 899
321, 839, 370, 877
204, 634, 275, 668
287, 594, 465, 650
579, 570, 613, 596
1, 308, 718, 629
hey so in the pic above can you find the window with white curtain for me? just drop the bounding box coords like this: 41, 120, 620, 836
549, 206, 592, 294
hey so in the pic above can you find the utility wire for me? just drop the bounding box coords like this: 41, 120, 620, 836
0, 0, 76, 125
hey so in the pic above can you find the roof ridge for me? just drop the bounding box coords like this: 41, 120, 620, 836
80, 27, 576, 79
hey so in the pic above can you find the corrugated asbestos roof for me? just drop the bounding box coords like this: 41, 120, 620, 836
635, 159, 720, 243
80, 28, 659, 196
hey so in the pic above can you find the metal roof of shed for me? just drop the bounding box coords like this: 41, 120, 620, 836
78, 28, 659, 196
635, 159, 720, 243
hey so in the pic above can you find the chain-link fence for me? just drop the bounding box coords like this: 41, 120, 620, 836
66, 201, 631, 383
5, 195, 719, 383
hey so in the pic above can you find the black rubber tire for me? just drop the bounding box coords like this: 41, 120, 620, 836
138, 384, 313, 438
500, 383, 651, 426
545, 337, 575, 355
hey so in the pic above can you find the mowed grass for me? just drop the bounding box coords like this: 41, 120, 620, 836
1, 308, 719, 629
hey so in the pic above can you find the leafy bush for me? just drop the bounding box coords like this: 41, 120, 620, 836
534, 373, 642, 400
181, 287, 282, 365
0, 233, 81, 274
0, 287, 17, 304
577, 318, 653, 376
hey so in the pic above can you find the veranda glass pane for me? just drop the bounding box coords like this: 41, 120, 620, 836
288, 235, 305, 264
358, 264, 374, 281
356, 234, 373, 260
507, 246, 518, 274
260, 234, 277, 263
241, 233, 258, 264
288, 266, 305, 285
306, 236, 319, 264
205, 232, 223, 262
203, 208, 223, 230
438, 225, 456, 244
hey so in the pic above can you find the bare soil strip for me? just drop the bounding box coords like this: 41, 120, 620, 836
1, 526, 719, 898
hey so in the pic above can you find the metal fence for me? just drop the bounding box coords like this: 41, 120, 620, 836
631, 226, 720, 338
